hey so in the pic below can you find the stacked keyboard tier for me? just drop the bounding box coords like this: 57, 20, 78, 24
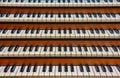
0, 0, 120, 78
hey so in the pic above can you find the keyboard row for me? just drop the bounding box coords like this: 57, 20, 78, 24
0, 65, 120, 77
0, 29, 119, 39
0, 46, 120, 57
0, 0, 120, 7
0, 14, 120, 22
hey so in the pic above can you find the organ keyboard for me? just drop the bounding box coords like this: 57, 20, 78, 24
0, 0, 120, 77
0, 0, 120, 7
0, 13, 120, 22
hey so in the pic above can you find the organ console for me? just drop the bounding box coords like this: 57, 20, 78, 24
0, 0, 120, 78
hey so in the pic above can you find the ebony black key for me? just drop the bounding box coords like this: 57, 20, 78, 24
75, 0, 78, 3
64, 46, 67, 52
109, 29, 114, 34
44, 46, 47, 51
92, 46, 96, 51
17, 29, 21, 34
28, 0, 32, 2
103, 46, 108, 52
33, 64, 38, 72
63, 14, 66, 18
50, 46, 53, 51
0, 14, 4, 17
32, 14, 36, 18
8, 46, 14, 52
2, 29, 8, 34
88, 14, 92, 18
16, 0, 19, 2
79, 65, 84, 72
19, 14, 23, 18
98, 14, 102, 18
68, 14, 71, 18
58, 29, 61, 34
6, 14, 10, 17
90, 30, 94, 34
64, 29, 66, 34
27, 65, 31, 72
42, 64, 46, 72
75, 14, 79, 18
44, 29, 48, 34
80, 14, 84, 18
112, 46, 118, 52
97, 46, 103, 52
29, 46, 33, 51
78, 46, 82, 51
23, 46, 28, 51
21, 0, 24, 2
64, 64, 68, 72
58, 14, 61, 18
116, 65, 120, 72
49, 64, 53, 72
36, 29, 40, 34
69, 29, 72, 34
85, 65, 90, 72
101, 29, 105, 34
33, 0, 36, 2
37, 14, 41, 17
111, 13, 115, 17
14, 46, 19, 51
58, 46, 61, 51
31, 30, 35, 34
107, 65, 113, 72
11, 29, 16, 34
95, 29, 100, 34
14, 13, 19, 17
114, 29, 119, 34
69, 46, 73, 52
87, 0, 90, 2
35, 46, 39, 51
58, 64, 62, 72
118, 46, 120, 50
25, 29, 29, 34
94, 65, 100, 72
79, 0, 83, 3
109, 0, 113, 2
117, 0, 120, 2
83, 46, 88, 52
106, 14, 110, 18
51, 0, 53, 3
10, 65, 16, 72
45, 14, 48, 18
50, 29, 53, 34
82, 29, 86, 34
4, 65, 10, 72
70, 65, 74, 72
20, 65, 25, 72
77, 29, 80, 34
96, 0, 100, 2
0, 46, 5, 52
27, 14, 31, 17
101, 65, 106, 72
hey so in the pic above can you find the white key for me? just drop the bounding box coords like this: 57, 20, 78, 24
38, 66, 44, 77
10, 66, 19, 77
33, 66, 40, 76
49, 66, 56, 76
98, 66, 106, 77
92, 66, 101, 77
105, 66, 112, 77
4, 66, 12, 77
76, 66, 83, 77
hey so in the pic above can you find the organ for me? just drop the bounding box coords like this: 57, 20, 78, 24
0, 0, 120, 78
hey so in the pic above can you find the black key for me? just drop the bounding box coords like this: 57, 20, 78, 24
50, 14, 53, 18
0, 46, 5, 52
101, 29, 105, 34
17, 29, 21, 34
85, 65, 90, 72
45, 14, 48, 18
4, 65, 10, 72
16, 0, 19, 2
35, 46, 39, 51
80, 14, 84, 18
28, 0, 32, 2
109, 0, 113, 2
103, 46, 108, 52
37, 14, 41, 17
2, 29, 8, 34
21, 0, 24, 2
32, 14, 36, 18
8, 46, 14, 52
10, 65, 16, 72
70, 65, 74, 72
0, 14, 4, 17
27, 65, 31, 72
104, 0, 108, 2
77, 29, 80, 34
79, 65, 84, 72
36, 29, 40, 34
95, 29, 100, 34
64, 29, 66, 34
83, 46, 88, 52
78, 46, 82, 51
19, 14, 23, 18
43, 46, 47, 51
75, 0, 78, 3
3, 0, 6, 2
31, 30, 35, 34
87, 0, 90, 2
112, 46, 118, 52
94, 65, 100, 72
107, 65, 113, 72
58, 29, 61, 34
69, 46, 73, 52
109, 29, 114, 34
50, 46, 53, 51
101, 65, 106, 72
106, 14, 110, 18
33, 64, 38, 72
6, 14, 10, 17
49, 64, 53, 72
23, 46, 28, 51
29, 46, 33, 51
11, 29, 16, 34
42, 64, 46, 72
14, 46, 19, 51
20, 65, 25, 72
51, 0, 53, 3
111, 13, 115, 17
118, 46, 120, 50
69, 29, 72, 34
50, 29, 53, 34
96, 0, 100, 2
116, 65, 120, 72
25, 29, 29, 34
68, 14, 71, 18
64, 64, 68, 72
58, 14, 61, 18
63, 14, 66, 18
58, 46, 61, 51
92, 46, 96, 51
44, 29, 48, 34
117, 0, 120, 2
114, 29, 119, 34
79, 0, 83, 3
90, 30, 94, 34
97, 46, 103, 52
27, 14, 31, 17
33, 0, 36, 2
98, 14, 102, 18
75, 14, 79, 18
58, 64, 61, 72
82, 29, 86, 34
14, 13, 18, 17
88, 14, 92, 18
64, 46, 67, 52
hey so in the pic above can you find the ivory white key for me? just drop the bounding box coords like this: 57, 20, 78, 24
10, 66, 19, 77
13, 46, 21, 57
65, 47, 71, 56
96, 46, 103, 56
21, 66, 28, 76
109, 46, 119, 57
2, 47, 9, 57
33, 66, 40, 77
72, 66, 78, 77
92, 66, 101, 77
71, 47, 76, 57
76, 66, 84, 77
55, 66, 61, 77
83, 66, 89, 77
75, 47, 82, 57
16, 66, 23, 77
40, 47, 46, 57
4, 66, 12, 77
87, 30, 94, 38
89, 46, 97, 57
27, 66, 34, 76
66, 66, 71, 76
60, 47, 66, 57
49, 66, 56, 76
89, 66, 95, 77
38, 66, 44, 77
44, 66, 50, 76
0, 46, 7, 57
55, 46, 61, 57
49, 46, 55, 56
98, 66, 106, 77
0, 66, 6, 76
113, 66, 120, 76
106, 30, 115, 38
104, 66, 112, 77
61, 66, 66, 76
110, 66, 119, 76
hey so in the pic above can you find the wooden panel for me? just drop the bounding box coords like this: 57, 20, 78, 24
0, 23, 120, 30
0, 58, 119, 65
0, 40, 119, 46
0, 7, 120, 13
